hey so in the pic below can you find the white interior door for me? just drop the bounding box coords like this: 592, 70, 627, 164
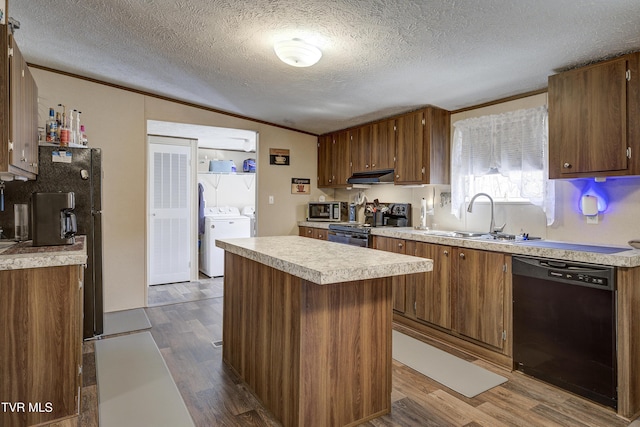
148, 139, 192, 285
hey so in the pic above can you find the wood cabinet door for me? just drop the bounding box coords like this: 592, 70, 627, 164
313, 228, 327, 240
371, 118, 396, 171
395, 110, 425, 184
411, 242, 451, 329
549, 56, 629, 178
333, 130, 351, 186
374, 236, 407, 313
9, 37, 38, 176
299, 226, 313, 238
0, 266, 81, 427
452, 248, 505, 350
350, 125, 371, 173
317, 134, 333, 187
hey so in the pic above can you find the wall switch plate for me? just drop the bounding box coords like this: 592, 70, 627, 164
268, 195, 274, 204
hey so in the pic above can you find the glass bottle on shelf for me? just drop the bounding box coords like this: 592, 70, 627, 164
46, 108, 58, 143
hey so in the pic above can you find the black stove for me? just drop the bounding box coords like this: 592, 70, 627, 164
328, 223, 374, 234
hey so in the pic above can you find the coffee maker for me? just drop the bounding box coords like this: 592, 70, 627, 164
31, 192, 77, 246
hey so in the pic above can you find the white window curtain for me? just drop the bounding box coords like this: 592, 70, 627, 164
451, 106, 555, 225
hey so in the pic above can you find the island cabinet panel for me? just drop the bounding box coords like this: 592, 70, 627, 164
451, 248, 506, 351
222, 252, 392, 427
0, 265, 83, 427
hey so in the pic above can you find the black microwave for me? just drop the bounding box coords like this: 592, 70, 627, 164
307, 202, 348, 222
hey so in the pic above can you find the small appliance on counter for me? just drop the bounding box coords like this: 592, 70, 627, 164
307, 201, 348, 222
364, 202, 411, 227
31, 192, 77, 246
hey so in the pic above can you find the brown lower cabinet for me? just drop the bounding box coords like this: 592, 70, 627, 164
408, 241, 451, 330
374, 236, 511, 367
451, 247, 508, 352
372, 235, 640, 418
298, 226, 328, 240
0, 265, 84, 427
373, 236, 407, 313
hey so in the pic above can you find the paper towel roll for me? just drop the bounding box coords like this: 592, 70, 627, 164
420, 198, 428, 228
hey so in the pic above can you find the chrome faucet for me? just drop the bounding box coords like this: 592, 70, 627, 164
467, 193, 505, 234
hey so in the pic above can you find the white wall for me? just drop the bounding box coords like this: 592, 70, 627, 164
32, 68, 318, 312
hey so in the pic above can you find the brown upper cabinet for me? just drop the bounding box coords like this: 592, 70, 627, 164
317, 130, 350, 187
395, 107, 450, 185
0, 29, 39, 179
318, 106, 450, 188
350, 118, 396, 174
548, 52, 640, 179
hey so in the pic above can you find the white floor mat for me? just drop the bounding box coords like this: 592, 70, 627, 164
102, 308, 151, 336
392, 330, 507, 398
95, 331, 195, 427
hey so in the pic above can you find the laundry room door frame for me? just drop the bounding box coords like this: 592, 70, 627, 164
146, 135, 198, 288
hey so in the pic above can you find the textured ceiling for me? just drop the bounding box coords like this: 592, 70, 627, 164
8, 0, 640, 135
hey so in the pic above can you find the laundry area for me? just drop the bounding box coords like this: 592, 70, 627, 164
198, 147, 256, 277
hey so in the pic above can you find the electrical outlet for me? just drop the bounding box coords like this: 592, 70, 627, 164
587, 215, 599, 224
268, 195, 274, 205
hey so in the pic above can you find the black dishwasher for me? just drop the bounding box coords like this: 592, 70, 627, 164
512, 256, 617, 409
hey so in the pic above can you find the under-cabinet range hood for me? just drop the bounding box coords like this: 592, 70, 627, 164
347, 169, 394, 184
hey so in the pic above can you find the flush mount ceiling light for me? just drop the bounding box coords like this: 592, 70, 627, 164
274, 38, 322, 67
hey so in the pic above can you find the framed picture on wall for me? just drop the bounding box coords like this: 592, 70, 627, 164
291, 178, 310, 194
270, 148, 290, 165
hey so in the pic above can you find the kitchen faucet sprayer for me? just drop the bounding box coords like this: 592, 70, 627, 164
467, 192, 505, 234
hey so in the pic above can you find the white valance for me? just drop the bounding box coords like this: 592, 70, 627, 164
451, 106, 555, 225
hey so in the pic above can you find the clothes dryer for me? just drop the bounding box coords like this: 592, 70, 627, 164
200, 207, 251, 277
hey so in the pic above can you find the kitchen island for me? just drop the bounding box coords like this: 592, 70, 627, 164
216, 236, 432, 427
0, 237, 87, 427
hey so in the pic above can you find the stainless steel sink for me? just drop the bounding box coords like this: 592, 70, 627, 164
453, 231, 488, 238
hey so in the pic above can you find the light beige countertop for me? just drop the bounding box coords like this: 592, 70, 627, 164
216, 235, 433, 285
299, 222, 640, 268
0, 236, 87, 271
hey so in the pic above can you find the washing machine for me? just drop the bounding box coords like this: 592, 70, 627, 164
200, 206, 251, 277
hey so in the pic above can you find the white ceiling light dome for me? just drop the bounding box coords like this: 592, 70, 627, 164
274, 38, 322, 67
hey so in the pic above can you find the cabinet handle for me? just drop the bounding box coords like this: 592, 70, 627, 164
372, 163, 376, 167
443, 250, 449, 256
398, 243, 403, 248
563, 162, 571, 169
459, 253, 465, 259
396, 174, 400, 178
365, 164, 369, 168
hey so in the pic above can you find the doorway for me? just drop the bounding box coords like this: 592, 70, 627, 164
145, 121, 258, 303
147, 135, 197, 286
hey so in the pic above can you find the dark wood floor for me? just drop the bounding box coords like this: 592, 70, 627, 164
80, 285, 635, 427
147, 274, 224, 307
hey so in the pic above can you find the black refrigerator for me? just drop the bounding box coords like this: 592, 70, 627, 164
1, 145, 103, 339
